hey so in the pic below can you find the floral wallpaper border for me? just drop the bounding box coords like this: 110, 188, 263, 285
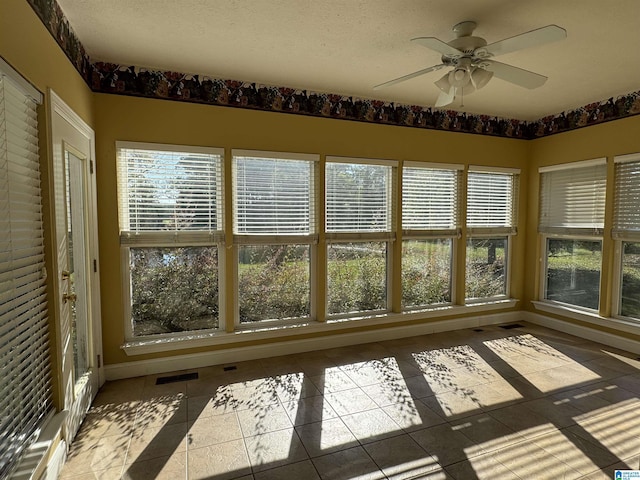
26, 0, 640, 139
28, 0, 93, 82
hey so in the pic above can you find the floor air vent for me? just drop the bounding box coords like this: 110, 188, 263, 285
473, 329, 484, 332
155, 372, 198, 385
499, 323, 525, 330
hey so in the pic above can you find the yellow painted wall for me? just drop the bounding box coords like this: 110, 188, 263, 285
525, 115, 640, 339
93, 93, 529, 365
1, 0, 95, 407
5, 0, 640, 370
0, 0, 94, 124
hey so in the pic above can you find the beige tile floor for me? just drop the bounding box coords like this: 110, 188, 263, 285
59, 321, 640, 479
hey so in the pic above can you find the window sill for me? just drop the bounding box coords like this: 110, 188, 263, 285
531, 300, 640, 336
121, 299, 518, 356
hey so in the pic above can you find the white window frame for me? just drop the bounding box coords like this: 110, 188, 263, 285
538, 158, 607, 313
232, 149, 319, 328
117, 142, 225, 341
401, 161, 463, 310
325, 156, 397, 318
465, 165, 520, 303
612, 152, 640, 321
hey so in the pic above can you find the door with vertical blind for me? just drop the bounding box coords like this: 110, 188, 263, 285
0, 61, 53, 478
50, 91, 103, 440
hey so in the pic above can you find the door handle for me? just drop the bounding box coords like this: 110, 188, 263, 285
63, 292, 77, 303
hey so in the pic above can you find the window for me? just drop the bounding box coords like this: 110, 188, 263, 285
545, 238, 602, 309
613, 153, 640, 320
401, 163, 461, 308
0, 64, 52, 477
539, 158, 606, 310
233, 151, 317, 324
402, 239, 452, 307
117, 143, 224, 337
466, 237, 508, 299
466, 167, 519, 300
327, 242, 387, 313
326, 157, 395, 316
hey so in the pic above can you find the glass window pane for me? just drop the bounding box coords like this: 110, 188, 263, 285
402, 167, 458, 230
467, 172, 516, 228
621, 242, 640, 319
402, 239, 452, 308
327, 242, 387, 314
238, 245, 310, 323
234, 156, 313, 234
326, 163, 391, 232
130, 247, 218, 336
466, 237, 507, 299
118, 148, 222, 233
545, 238, 601, 310
540, 164, 606, 232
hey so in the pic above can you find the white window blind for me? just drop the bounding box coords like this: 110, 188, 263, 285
233, 153, 315, 235
539, 159, 607, 235
326, 159, 393, 233
117, 143, 223, 243
613, 154, 640, 240
467, 168, 519, 234
0, 72, 52, 478
402, 164, 460, 234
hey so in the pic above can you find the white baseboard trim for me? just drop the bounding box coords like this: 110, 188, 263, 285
524, 311, 640, 355
105, 311, 523, 380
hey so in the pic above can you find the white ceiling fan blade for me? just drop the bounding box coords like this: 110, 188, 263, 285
483, 25, 566, 57
435, 86, 455, 107
373, 64, 446, 90
483, 60, 547, 89
411, 37, 463, 57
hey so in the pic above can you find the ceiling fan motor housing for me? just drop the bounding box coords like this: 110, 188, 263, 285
447, 36, 487, 56
441, 30, 491, 72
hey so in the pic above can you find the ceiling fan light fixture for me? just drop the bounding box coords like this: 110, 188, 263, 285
448, 67, 470, 88
435, 73, 451, 93
471, 67, 493, 89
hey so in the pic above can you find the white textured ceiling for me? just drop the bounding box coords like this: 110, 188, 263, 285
56, 0, 640, 120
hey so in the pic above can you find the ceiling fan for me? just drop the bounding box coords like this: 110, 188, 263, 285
374, 21, 567, 107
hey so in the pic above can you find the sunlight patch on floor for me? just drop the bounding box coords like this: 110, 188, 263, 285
574, 398, 640, 458
484, 334, 601, 392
